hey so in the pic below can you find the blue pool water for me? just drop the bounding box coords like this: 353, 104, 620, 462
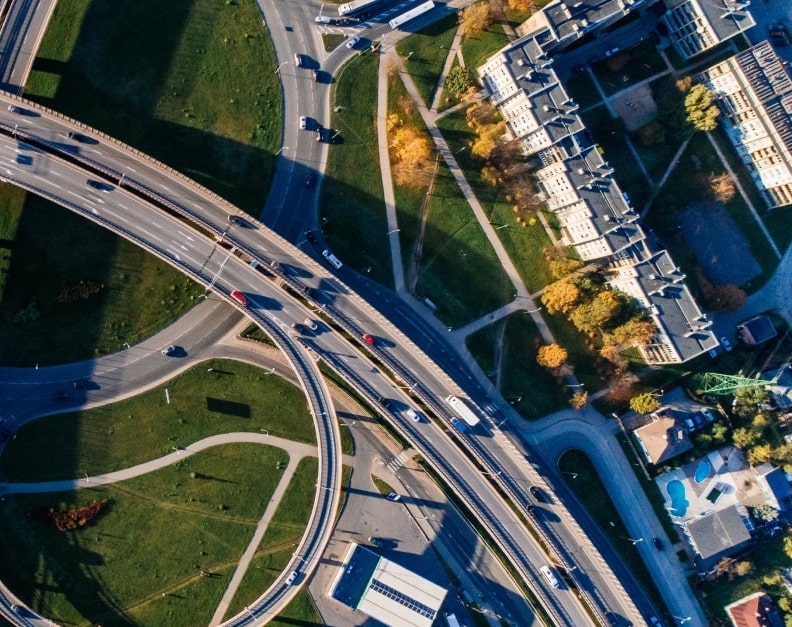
694, 460, 711, 484
666, 479, 689, 518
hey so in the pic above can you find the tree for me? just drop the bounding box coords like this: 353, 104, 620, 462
541, 279, 581, 315
629, 393, 660, 415
605, 318, 656, 347
536, 344, 568, 369
732, 427, 760, 450
750, 504, 779, 523
549, 257, 584, 280
445, 65, 474, 99
570, 291, 621, 334
471, 122, 504, 159
784, 533, 792, 560
507, 0, 535, 11
460, 2, 494, 37
748, 443, 773, 465
685, 84, 720, 132
637, 120, 666, 147
569, 390, 588, 409
709, 173, 736, 203
710, 422, 729, 445
696, 267, 746, 312
465, 101, 498, 128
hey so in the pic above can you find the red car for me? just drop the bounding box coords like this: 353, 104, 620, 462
230, 289, 248, 307
362, 333, 375, 346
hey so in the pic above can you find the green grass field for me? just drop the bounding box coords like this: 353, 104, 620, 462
437, 109, 555, 293
414, 158, 513, 327
1, 359, 316, 481
0, 0, 283, 366
321, 53, 391, 286
460, 22, 510, 71
397, 14, 458, 107
466, 313, 568, 419
223, 457, 321, 621
0, 444, 314, 625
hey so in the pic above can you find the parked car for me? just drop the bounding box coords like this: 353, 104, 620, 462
346, 35, 361, 49
368, 536, 384, 547
769, 24, 789, 46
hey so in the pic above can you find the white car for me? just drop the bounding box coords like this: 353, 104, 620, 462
285, 570, 299, 585
304, 318, 318, 331
299, 116, 307, 130
346, 35, 361, 49
315, 15, 332, 23
406, 408, 421, 423
322, 249, 343, 269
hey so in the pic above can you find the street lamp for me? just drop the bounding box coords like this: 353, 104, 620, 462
275, 61, 288, 74
387, 228, 400, 235
562, 471, 578, 479
275, 146, 289, 156
621, 536, 643, 545
455, 146, 467, 154
673, 617, 692, 624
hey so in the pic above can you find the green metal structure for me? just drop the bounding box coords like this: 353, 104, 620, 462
699, 372, 773, 395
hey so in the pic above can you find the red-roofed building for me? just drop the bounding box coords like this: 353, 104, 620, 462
724, 591, 783, 627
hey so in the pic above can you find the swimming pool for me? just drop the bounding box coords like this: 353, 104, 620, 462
666, 479, 689, 518
694, 460, 711, 484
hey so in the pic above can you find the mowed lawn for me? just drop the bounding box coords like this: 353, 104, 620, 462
1, 359, 316, 481
0, 0, 282, 366
0, 444, 317, 626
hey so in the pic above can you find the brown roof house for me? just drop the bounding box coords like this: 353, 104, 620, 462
724, 591, 784, 627
634, 410, 693, 465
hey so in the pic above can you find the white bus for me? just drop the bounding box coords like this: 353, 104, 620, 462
338, 0, 380, 16
388, 0, 434, 29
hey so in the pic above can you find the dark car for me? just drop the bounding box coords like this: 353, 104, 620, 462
304, 231, 318, 244
653, 537, 664, 551
87, 179, 114, 192
529, 485, 551, 503
15, 154, 32, 165
377, 396, 392, 409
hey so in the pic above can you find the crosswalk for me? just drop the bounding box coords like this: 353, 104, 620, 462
386, 451, 410, 473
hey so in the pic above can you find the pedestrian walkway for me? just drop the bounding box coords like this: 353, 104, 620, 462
1, 432, 316, 494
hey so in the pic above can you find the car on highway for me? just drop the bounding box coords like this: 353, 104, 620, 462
87, 179, 114, 192
540, 565, 560, 588
362, 333, 375, 346
529, 485, 551, 503
161, 345, 177, 356
7, 104, 23, 114
653, 537, 664, 551
385, 492, 401, 502
377, 396, 392, 409
15, 154, 32, 165
304, 318, 318, 331
294, 53, 304, 67
230, 289, 248, 306
406, 408, 421, 422
285, 570, 299, 585
227, 214, 247, 226
346, 35, 361, 49
315, 15, 332, 24
299, 116, 307, 130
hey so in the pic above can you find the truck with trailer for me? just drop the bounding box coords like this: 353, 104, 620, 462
337, 0, 380, 16
388, 0, 434, 29
445, 395, 481, 427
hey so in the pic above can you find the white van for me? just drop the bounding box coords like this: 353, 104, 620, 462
540, 565, 560, 588
315, 15, 332, 23
322, 249, 343, 269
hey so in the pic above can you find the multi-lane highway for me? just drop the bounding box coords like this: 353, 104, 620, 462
0, 89, 655, 625
0, 0, 673, 624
